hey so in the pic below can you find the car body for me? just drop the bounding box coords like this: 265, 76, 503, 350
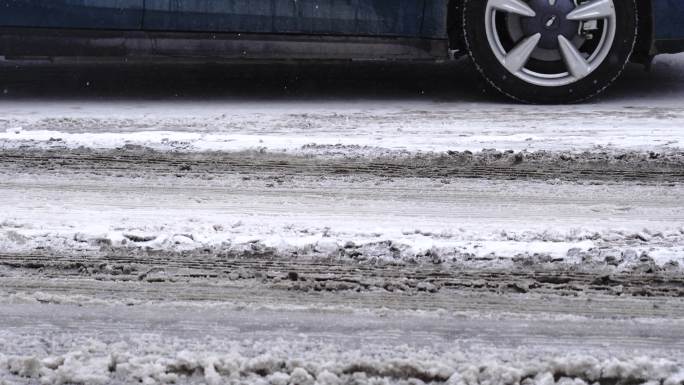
1, 1, 683, 101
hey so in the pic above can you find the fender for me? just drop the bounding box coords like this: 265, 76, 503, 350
652, 0, 684, 53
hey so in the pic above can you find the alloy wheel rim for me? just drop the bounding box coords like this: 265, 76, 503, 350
484, 0, 617, 87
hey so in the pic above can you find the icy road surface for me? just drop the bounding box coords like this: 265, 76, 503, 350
0, 55, 683, 385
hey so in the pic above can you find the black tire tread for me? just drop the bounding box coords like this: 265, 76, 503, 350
462, 0, 639, 104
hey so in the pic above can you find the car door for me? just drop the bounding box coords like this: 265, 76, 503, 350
143, 1, 281, 33
653, 0, 684, 39
0, 0, 143, 29
300, 0, 426, 36
142, 0, 425, 37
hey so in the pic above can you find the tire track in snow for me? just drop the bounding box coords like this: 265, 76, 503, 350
1, 147, 684, 182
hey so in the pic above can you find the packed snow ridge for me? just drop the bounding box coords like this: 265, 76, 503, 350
1, 342, 683, 385
2, 225, 683, 270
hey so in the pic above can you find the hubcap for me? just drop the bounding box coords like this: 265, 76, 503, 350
485, 0, 617, 87
520, 0, 579, 50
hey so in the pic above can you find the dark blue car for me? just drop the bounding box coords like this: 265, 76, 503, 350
1, 0, 682, 102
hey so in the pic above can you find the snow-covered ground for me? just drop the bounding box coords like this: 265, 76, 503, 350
1, 300, 683, 385
1, 97, 683, 154
1, 55, 684, 155
0, 55, 683, 385
1, 172, 683, 269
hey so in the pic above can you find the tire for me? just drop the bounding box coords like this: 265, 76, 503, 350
463, 0, 637, 103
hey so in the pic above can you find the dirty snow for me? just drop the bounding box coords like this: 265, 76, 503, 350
1, 341, 683, 385
1, 55, 684, 385
0, 301, 683, 385
0, 173, 682, 268
1, 55, 684, 155
1, 101, 683, 154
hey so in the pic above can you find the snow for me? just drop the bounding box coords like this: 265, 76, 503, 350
0, 55, 683, 155
1, 57, 682, 268
0, 106, 681, 154
1, 54, 684, 385
1, 173, 682, 268
0, 341, 682, 385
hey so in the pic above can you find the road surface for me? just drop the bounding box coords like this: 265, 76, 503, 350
0, 56, 683, 385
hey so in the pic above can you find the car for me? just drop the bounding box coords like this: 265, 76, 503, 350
0, 0, 682, 103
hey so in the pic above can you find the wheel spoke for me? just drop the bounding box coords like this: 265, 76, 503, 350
489, 0, 536, 17
503, 33, 541, 73
558, 35, 591, 79
566, 0, 615, 21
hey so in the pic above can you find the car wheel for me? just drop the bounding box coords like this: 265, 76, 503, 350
463, 0, 637, 103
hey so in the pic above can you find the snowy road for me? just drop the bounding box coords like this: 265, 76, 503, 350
1, 298, 683, 385
1, 54, 684, 152
2, 58, 684, 154
1, 55, 684, 385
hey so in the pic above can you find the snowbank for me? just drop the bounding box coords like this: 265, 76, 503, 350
1, 341, 682, 385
